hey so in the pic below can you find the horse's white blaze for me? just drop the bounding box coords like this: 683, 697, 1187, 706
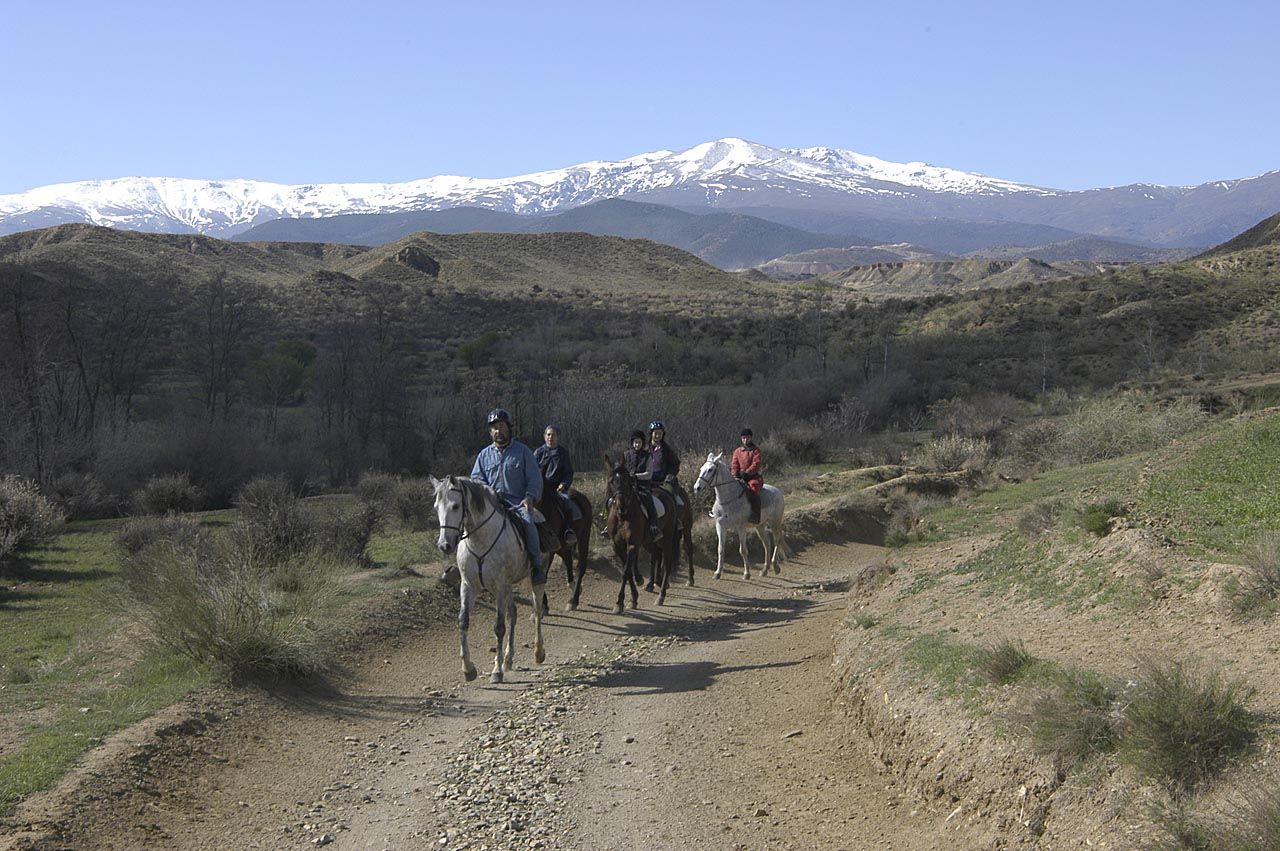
432, 475, 548, 681
692, 453, 786, 579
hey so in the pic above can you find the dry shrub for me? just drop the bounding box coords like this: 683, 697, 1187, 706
132, 473, 205, 516
394, 477, 436, 531
308, 502, 379, 565
1019, 669, 1121, 769
53, 471, 118, 520
0, 475, 64, 561
355, 471, 400, 519
768, 424, 824, 467
1055, 394, 1205, 464
118, 538, 340, 679
1018, 500, 1062, 536
1121, 657, 1255, 797
116, 513, 206, 559
976, 639, 1034, 686
1230, 532, 1280, 616
232, 475, 309, 559
914, 433, 992, 471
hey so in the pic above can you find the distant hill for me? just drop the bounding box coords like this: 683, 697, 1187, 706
234, 199, 861, 270
757, 244, 950, 278
0, 224, 753, 308
1198, 210, 1280, 257
819, 258, 1105, 298
964, 236, 1193, 263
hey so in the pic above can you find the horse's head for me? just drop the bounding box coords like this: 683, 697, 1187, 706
429, 474, 464, 554
692, 451, 725, 495
603, 456, 636, 517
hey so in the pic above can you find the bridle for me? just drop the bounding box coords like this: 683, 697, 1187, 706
696, 461, 746, 504
439, 482, 507, 588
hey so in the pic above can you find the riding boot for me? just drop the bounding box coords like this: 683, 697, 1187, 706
748, 488, 761, 524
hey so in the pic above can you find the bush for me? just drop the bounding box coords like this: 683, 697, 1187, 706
116, 513, 206, 560
1074, 499, 1125, 537
1121, 658, 1255, 797
1005, 419, 1061, 472
131, 473, 205, 516
914, 433, 992, 471
53, 471, 118, 520
0, 476, 64, 561
768, 424, 824, 467
1230, 532, 1280, 616
117, 539, 340, 679
394, 477, 436, 531
308, 502, 379, 565
976, 640, 1034, 686
1018, 500, 1062, 536
232, 475, 309, 559
1020, 669, 1121, 768
355, 471, 400, 519
1055, 394, 1205, 464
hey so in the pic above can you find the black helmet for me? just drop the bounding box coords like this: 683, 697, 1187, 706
648, 420, 666, 432
486, 408, 512, 426
740, 427, 753, 437
629, 429, 645, 442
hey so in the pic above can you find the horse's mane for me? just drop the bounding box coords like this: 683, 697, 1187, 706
457, 476, 502, 513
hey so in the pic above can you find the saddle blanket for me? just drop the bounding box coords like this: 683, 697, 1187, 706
649, 494, 685, 517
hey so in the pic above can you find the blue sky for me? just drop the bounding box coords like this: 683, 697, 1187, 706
2, 0, 1276, 194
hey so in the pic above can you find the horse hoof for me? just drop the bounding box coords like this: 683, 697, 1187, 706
566, 601, 578, 612
686, 578, 694, 587
535, 647, 546, 664
490, 671, 504, 684
645, 584, 655, 593
464, 665, 478, 681
613, 604, 624, 615
630, 598, 638, 609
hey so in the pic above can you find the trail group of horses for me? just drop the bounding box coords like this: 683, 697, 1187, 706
429, 452, 787, 684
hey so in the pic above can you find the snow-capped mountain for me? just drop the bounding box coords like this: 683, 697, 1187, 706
0, 139, 1051, 238
2, 137, 1277, 248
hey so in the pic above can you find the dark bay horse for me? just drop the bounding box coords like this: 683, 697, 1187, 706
604, 456, 679, 613
640, 482, 695, 592
537, 480, 594, 611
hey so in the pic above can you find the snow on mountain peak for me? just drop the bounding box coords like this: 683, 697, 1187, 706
0, 139, 1053, 237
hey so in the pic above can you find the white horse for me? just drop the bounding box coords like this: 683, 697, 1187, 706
692, 452, 786, 579
431, 475, 547, 683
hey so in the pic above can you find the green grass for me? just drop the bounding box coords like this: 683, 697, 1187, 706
925, 456, 1143, 540
1144, 414, 1280, 553
902, 633, 987, 702
0, 508, 448, 818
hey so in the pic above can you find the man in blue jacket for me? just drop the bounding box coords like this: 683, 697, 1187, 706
470, 408, 546, 584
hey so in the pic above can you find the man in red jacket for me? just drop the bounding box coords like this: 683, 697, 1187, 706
731, 427, 763, 524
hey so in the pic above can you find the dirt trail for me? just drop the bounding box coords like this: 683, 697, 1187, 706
7, 542, 971, 850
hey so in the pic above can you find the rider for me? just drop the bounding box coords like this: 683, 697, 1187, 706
731, 427, 763, 524
469, 408, 546, 585
534, 424, 580, 547
635, 420, 682, 540
623, 429, 649, 475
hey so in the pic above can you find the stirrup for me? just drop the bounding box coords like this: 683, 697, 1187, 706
564, 530, 577, 545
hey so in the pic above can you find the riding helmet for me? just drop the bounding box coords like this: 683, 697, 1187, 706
486, 408, 512, 426
649, 420, 666, 432
740, 428, 753, 437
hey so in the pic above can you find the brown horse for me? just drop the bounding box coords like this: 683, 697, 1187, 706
640, 482, 695, 592
604, 455, 678, 613
537, 480, 594, 611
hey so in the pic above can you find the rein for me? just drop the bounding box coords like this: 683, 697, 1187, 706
699, 464, 747, 504
443, 483, 508, 590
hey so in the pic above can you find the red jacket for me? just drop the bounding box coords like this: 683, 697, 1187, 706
731, 444, 762, 479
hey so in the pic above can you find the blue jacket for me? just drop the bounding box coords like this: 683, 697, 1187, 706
471, 441, 543, 508
534, 444, 574, 490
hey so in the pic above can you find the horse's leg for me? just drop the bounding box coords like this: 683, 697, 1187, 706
615, 547, 630, 615
628, 547, 640, 609
658, 538, 673, 605
490, 588, 507, 684
685, 524, 695, 587
504, 591, 518, 672
459, 579, 478, 682
756, 525, 772, 575
531, 569, 546, 665
714, 519, 725, 580
740, 525, 752, 580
